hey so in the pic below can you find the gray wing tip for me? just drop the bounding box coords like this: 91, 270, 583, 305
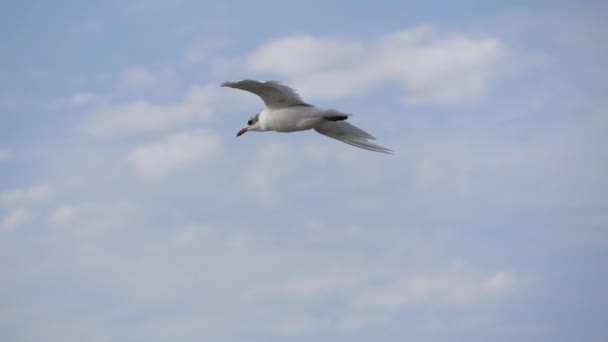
221, 79, 257, 87
358, 142, 393, 154
221, 80, 243, 87
369, 146, 394, 154
351, 142, 394, 154
221, 79, 291, 89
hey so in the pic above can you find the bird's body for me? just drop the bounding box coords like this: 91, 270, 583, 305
258, 105, 322, 132
222, 80, 392, 154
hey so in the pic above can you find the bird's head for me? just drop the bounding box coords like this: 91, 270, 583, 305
237, 113, 261, 137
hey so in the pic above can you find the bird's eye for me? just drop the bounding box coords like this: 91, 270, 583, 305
247, 119, 253, 125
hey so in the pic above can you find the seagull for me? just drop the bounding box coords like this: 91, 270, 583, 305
221, 80, 392, 154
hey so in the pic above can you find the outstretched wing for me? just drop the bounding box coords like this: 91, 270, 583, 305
314, 121, 393, 154
221, 80, 311, 109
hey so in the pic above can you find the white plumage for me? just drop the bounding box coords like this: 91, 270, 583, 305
222, 80, 392, 154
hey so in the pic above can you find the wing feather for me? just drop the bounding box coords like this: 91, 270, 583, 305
221, 79, 311, 109
314, 121, 392, 154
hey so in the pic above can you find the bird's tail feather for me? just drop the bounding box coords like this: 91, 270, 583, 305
314, 121, 392, 154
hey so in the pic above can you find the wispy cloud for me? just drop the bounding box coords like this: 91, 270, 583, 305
121, 65, 176, 90
45, 201, 137, 235
353, 262, 525, 310
0, 148, 12, 162
247, 34, 365, 75
47, 203, 91, 225
244, 142, 332, 206
127, 129, 222, 180
242, 26, 512, 106
80, 84, 221, 137
0, 184, 52, 207
171, 223, 212, 248
0, 208, 32, 233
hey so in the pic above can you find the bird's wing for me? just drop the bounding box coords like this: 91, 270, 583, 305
221, 80, 311, 109
314, 121, 393, 154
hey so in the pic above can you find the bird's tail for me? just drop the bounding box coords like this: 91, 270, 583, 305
314, 120, 393, 154
321, 109, 351, 122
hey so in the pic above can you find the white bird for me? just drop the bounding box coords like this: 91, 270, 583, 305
222, 80, 392, 154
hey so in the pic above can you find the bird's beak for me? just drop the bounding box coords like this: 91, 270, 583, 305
236, 127, 248, 137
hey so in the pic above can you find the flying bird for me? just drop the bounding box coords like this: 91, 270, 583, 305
222, 80, 392, 154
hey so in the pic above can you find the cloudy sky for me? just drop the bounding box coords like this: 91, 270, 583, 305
1, 1, 607, 341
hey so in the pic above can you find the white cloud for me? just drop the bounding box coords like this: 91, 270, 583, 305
273, 314, 321, 336
127, 129, 222, 180
45, 201, 137, 236
243, 26, 509, 106
51, 92, 98, 108
281, 274, 357, 298
354, 262, 524, 310
80, 84, 221, 137
3, 203, 534, 339
0, 208, 32, 232
0, 148, 12, 161
484, 271, 517, 294
262, 262, 526, 317
70, 92, 97, 106
171, 223, 212, 248
244, 143, 296, 206
247, 34, 364, 75
47, 203, 94, 225
47, 205, 75, 225
234, 221, 530, 316
122, 66, 158, 88
0, 183, 52, 207
67, 93, 99, 108
121, 65, 177, 89
336, 312, 389, 333
244, 142, 331, 207
398, 111, 608, 213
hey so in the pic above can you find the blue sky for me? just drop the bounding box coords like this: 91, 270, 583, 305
1, 1, 607, 341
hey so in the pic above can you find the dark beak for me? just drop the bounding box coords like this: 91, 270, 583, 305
236, 127, 248, 137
